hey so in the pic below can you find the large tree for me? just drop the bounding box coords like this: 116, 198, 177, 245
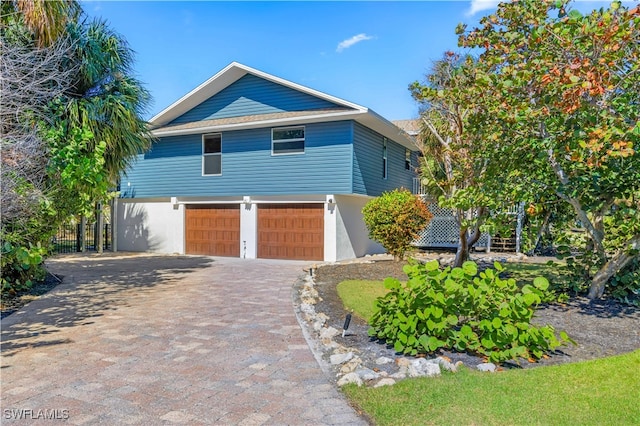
410, 53, 505, 267
62, 18, 152, 182
457, 0, 640, 298
1, 0, 152, 293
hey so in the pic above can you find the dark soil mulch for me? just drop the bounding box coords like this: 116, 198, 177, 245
1, 273, 63, 319
313, 260, 640, 369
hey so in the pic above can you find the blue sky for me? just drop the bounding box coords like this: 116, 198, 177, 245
82, 1, 623, 121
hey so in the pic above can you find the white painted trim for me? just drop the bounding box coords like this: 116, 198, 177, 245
240, 202, 257, 259
175, 199, 328, 205
177, 200, 243, 205
151, 110, 362, 137
147, 62, 417, 150
382, 137, 388, 180
152, 110, 417, 151
271, 125, 305, 156
324, 194, 337, 262
202, 133, 222, 176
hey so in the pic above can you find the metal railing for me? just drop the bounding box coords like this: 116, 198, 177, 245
52, 223, 111, 254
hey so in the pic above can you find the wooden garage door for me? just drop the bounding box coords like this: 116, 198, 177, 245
185, 205, 240, 257
258, 204, 324, 261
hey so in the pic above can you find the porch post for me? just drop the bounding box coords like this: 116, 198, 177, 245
96, 202, 103, 253
515, 202, 525, 254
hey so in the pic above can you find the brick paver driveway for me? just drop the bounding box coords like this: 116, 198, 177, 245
1, 254, 366, 425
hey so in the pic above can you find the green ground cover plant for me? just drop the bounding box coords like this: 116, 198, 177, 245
367, 260, 572, 363
343, 350, 640, 426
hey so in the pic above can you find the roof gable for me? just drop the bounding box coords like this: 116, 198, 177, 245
169, 74, 348, 125
150, 62, 416, 150
150, 62, 365, 128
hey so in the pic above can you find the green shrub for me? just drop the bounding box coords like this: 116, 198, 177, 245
605, 257, 640, 306
368, 259, 574, 363
1, 241, 47, 298
362, 189, 432, 260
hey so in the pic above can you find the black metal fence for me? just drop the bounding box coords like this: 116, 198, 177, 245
52, 223, 111, 254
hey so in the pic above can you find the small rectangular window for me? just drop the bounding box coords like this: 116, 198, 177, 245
272, 126, 305, 155
203, 133, 221, 175
382, 138, 388, 179
405, 148, 411, 170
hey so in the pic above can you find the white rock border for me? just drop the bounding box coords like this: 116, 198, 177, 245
294, 256, 509, 387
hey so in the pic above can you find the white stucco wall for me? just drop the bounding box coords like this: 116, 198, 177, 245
324, 195, 338, 262
240, 198, 257, 259
334, 195, 385, 260
116, 199, 184, 254
115, 194, 383, 261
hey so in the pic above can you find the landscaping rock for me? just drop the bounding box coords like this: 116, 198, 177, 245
408, 358, 441, 378
375, 356, 394, 365
395, 357, 411, 368
299, 303, 315, 315
319, 326, 340, 340
476, 362, 497, 372
337, 372, 363, 387
355, 368, 380, 381
390, 371, 407, 379
435, 356, 458, 372
339, 357, 362, 374
330, 351, 354, 365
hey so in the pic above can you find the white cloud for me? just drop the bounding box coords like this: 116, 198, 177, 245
336, 33, 373, 53
466, 0, 500, 16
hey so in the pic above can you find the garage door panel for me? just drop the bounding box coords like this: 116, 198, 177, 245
258, 204, 324, 261
186, 205, 240, 257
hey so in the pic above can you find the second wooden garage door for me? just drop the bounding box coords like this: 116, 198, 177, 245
185, 205, 240, 257
258, 204, 324, 261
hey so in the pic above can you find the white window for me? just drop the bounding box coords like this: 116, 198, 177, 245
272, 126, 305, 155
382, 137, 388, 179
203, 133, 221, 175
405, 148, 411, 170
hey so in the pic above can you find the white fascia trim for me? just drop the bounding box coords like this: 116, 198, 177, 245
150, 62, 368, 127
150, 62, 243, 126
152, 109, 416, 150
151, 110, 365, 138
358, 110, 418, 151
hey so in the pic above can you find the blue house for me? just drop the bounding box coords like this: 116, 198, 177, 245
116, 62, 419, 261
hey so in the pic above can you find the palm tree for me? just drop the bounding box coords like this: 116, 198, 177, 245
61, 18, 153, 183
1, 0, 80, 47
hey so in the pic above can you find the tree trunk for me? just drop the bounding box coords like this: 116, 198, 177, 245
454, 207, 486, 267
588, 234, 640, 299
454, 227, 469, 267
532, 210, 552, 253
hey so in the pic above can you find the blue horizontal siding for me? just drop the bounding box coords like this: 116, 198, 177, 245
122, 121, 353, 198
352, 122, 416, 196
170, 74, 343, 124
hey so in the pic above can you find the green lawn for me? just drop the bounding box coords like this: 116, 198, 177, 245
504, 261, 568, 289
337, 261, 567, 322
344, 350, 640, 426
337, 261, 639, 425
336, 279, 389, 321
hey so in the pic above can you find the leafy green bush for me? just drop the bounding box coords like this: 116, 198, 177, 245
556, 244, 640, 306
368, 259, 573, 363
1, 241, 47, 298
362, 189, 432, 260
607, 258, 640, 306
